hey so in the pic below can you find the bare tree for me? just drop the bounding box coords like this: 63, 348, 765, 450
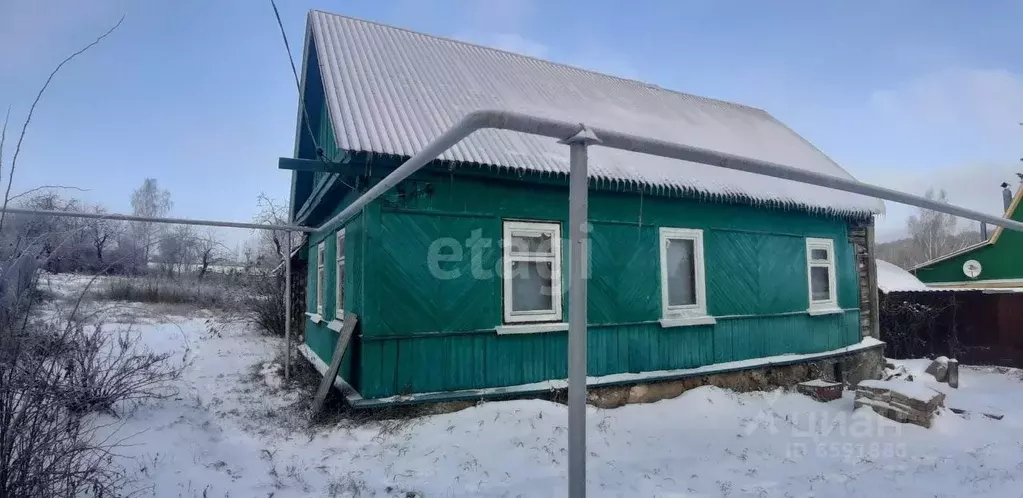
254, 193, 298, 269
84, 205, 118, 264
907, 188, 972, 264
129, 178, 172, 267
0, 18, 124, 234
6, 193, 96, 273
157, 224, 195, 277
195, 228, 224, 278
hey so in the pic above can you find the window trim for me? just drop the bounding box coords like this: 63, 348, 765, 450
805, 237, 838, 312
335, 229, 346, 320
316, 241, 325, 316
659, 227, 709, 320
502, 220, 563, 324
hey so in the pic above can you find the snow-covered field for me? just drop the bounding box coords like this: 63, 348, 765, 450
38, 274, 1023, 497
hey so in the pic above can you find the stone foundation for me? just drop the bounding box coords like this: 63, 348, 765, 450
347, 344, 885, 413
587, 345, 884, 409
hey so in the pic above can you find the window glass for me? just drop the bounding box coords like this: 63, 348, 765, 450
666, 238, 697, 306
810, 266, 831, 301
511, 233, 553, 254
502, 221, 562, 323
510, 261, 554, 312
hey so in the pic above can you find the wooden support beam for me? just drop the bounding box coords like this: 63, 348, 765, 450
310, 313, 358, 419
278, 157, 350, 173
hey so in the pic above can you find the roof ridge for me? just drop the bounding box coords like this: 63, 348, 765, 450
307, 9, 767, 114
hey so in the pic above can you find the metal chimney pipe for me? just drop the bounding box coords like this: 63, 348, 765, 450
980, 222, 989, 240
1003, 182, 1013, 213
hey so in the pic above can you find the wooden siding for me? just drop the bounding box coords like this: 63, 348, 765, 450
356, 312, 860, 398
849, 223, 879, 338
338, 171, 864, 398
915, 192, 1023, 283
304, 212, 365, 385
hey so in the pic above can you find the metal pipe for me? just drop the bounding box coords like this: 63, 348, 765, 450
562, 130, 599, 498
316, 110, 1023, 233
0, 207, 316, 232
285, 227, 293, 381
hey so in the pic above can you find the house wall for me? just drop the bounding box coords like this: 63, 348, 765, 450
330, 170, 865, 399
303, 208, 365, 385
915, 191, 1023, 284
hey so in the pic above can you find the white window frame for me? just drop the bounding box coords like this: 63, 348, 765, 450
659, 227, 710, 322
658, 230, 707, 323
335, 229, 346, 320
502, 220, 563, 324
316, 241, 325, 316
806, 237, 838, 313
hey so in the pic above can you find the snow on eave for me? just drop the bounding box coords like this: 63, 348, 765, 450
877, 259, 929, 293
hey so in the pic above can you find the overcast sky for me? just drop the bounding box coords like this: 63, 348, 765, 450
2, 0, 1021, 247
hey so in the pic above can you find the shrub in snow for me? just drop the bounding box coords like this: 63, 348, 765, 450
57, 322, 184, 415
1, 313, 183, 495
245, 270, 287, 337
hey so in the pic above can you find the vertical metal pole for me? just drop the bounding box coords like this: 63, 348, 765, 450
284, 229, 293, 381
562, 127, 599, 498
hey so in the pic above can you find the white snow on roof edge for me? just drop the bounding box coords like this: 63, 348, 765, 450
877, 259, 929, 293
308, 10, 885, 217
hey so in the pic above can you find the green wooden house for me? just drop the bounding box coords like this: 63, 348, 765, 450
287, 10, 885, 405
913, 185, 1023, 288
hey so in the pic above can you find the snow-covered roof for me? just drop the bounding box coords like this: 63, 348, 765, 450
307, 11, 884, 216
877, 260, 929, 293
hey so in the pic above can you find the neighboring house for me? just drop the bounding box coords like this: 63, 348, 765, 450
913, 184, 1023, 287
879, 259, 1023, 366
286, 10, 886, 405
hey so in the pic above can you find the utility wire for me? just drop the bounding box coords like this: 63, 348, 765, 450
268, 0, 356, 191
270, 0, 321, 158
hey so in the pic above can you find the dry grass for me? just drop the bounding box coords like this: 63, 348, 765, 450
96, 275, 243, 310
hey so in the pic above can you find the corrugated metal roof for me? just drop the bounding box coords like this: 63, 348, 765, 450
877, 260, 1023, 294
308, 10, 884, 216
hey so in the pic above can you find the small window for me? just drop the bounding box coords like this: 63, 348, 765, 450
316, 242, 325, 316
502, 221, 562, 324
659, 228, 708, 318
806, 238, 837, 310
335, 229, 346, 320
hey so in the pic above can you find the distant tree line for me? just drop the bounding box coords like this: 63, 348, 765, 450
877, 188, 986, 269
0, 178, 238, 277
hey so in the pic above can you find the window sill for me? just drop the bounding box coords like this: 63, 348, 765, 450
807, 307, 844, 316
659, 316, 717, 328
496, 322, 569, 335
305, 312, 323, 324
326, 319, 345, 332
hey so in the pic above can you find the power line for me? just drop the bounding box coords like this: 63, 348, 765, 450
269, 0, 321, 158
268, 0, 356, 192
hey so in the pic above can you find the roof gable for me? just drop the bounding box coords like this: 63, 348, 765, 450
914, 185, 1023, 284
306, 10, 884, 216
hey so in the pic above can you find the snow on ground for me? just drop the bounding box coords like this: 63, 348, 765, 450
40, 274, 1023, 497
